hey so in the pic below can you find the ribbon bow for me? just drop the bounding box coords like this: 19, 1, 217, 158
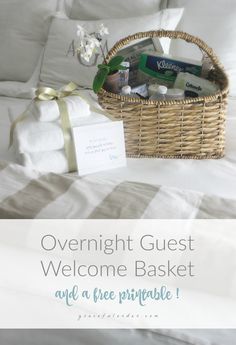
34, 82, 78, 101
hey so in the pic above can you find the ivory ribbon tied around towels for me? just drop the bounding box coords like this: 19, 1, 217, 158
10, 82, 83, 172
35, 81, 79, 101
31, 95, 90, 122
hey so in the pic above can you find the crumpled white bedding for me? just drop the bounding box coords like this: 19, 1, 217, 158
0, 325, 235, 344
1, 93, 236, 199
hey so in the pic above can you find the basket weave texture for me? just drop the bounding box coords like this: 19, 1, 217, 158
98, 30, 229, 159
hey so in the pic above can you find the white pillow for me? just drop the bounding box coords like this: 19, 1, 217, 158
57, 0, 74, 16
169, 0, 236, 96
167, 0, 186, 7
40, 8, 184, 89
69, 0, 162, 19
0, 0, 58, 82
0, 51, 44, 99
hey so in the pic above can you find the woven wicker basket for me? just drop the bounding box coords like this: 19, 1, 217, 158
98, 30, 229, 159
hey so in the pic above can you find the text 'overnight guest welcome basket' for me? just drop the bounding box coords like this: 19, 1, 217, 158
98, 30, 229, 159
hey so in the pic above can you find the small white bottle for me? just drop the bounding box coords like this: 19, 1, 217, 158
121, 85, 140, 98
165, 88, 185, 100
149, 85, 167, 100
119, 62, 130, 89
148, 84, 160, 97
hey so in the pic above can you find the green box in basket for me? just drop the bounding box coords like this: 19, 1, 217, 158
138, 52, 202, 86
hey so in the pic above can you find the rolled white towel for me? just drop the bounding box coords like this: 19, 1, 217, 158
13, 112, 111, 154
19, 150, 69, 174
30, 95, 90, 122
14, 116, 65, 153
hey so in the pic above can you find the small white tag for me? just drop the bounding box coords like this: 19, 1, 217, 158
72, 121, 127, 176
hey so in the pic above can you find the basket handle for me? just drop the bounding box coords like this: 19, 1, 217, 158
105, 30, 225, 73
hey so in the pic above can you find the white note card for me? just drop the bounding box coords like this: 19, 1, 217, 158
72, 121, 127, 176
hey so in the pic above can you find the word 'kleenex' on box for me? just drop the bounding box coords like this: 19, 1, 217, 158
138, 52, 202, 86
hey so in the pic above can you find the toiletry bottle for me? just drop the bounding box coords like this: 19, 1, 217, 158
119, 62, 130, 89
121, 85, 140, 98
149, 85, 167, 100
165, 88, 185, 100
148, 84, 160, 97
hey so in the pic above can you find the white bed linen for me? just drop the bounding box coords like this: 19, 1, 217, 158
1, 93, 236, 199
0, 328, 235, 344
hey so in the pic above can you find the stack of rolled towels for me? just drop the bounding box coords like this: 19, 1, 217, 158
12, 95, 91, 174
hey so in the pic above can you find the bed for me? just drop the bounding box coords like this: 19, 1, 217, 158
0, 0, 236, 344
0, 92, 235, 345
0, 329, 236, 345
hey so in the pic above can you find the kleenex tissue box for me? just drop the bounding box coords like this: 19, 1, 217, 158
138, 52, 202, 86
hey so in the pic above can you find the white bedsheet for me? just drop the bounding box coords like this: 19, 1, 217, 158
0, 329, 235, 345
0, 94, 236, 199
